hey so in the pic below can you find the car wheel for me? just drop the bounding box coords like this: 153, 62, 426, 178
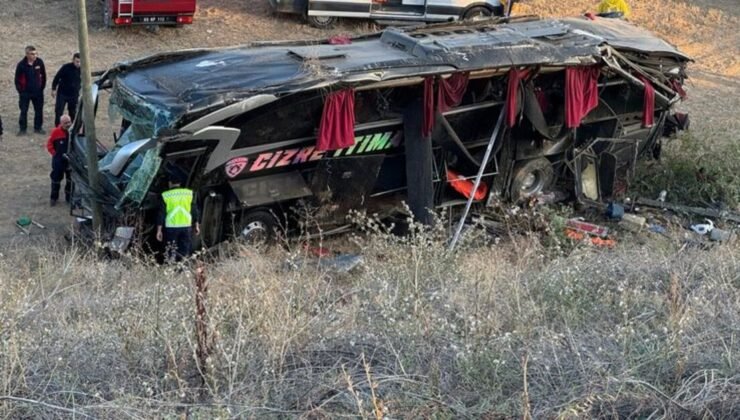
463, 6, 493, 21
238, 210, 278, 247
509, 158, 555, 201
307, 15, 337, 29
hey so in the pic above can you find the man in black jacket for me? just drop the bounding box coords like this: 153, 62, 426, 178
52, 53, 81, 126
15, 45, 47, 135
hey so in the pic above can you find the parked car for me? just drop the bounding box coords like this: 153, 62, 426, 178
269, 0, 510, 28
68, 15, 690, 253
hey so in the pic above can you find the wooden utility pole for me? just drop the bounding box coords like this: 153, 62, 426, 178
77, 0, 103, 231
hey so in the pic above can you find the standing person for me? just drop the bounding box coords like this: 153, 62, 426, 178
15, 45, 47, 135
52, 53, 82, 127
0, 114, 4, 142
156, 175, 201, 262
46, 115, 73, 206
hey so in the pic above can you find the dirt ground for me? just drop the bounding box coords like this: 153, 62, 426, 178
0, 0, 737, 247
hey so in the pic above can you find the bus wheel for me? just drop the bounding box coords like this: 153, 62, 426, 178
307, 15, 337, 29
238, 210, 278, 246
509, 158, 554, 202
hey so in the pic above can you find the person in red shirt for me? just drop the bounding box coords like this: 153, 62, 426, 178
46, 115, 72, 206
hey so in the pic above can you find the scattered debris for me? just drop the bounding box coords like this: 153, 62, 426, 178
606, 202, 625, 220
565, 229, 616, 248
647, 224, 667, 235
657, 190, 667, 202
709, 228, 731, 242
566, 218, 609, 238
690, 219, 714, 235
636, 198, 740, 223
619, 214, 646, 232
15, 216, 46, 235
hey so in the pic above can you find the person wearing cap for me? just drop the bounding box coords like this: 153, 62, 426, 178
156, 175, 200, 262
46, 115, 73, 206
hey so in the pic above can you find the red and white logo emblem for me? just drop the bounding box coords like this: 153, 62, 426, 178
225, 157, 248, 178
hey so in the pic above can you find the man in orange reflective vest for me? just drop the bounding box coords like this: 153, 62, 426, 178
156, 175, 200, 261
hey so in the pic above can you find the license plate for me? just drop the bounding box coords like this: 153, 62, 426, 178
136, 16, 176, 23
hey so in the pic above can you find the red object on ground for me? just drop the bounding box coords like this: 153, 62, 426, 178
107, 0, 196, 26
565, 218, 609, 238
446, 169, 488, 201
639, 75, 655, 127
506, 68, 531, 127
328, 35, 352, 45
317, 89, 356, 151
584, 12, 596, 20
565, 66, 601, 128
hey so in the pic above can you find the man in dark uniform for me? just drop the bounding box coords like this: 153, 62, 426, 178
46, 115, 72, 206
15, 45, 47, 135
51, 53, 82, 127
156, 175, 201, 262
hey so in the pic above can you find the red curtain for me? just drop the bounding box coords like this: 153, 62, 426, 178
422, 76, 435, 138
565, 66, 600, 128
437, 72, 469, 113
506, 68, 531, 127
422, 73, 469, 137
669, 78, 687, 100
639, 76, 655, 127
317, 88, 356, 151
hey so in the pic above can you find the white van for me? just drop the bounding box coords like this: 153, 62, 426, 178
269, 0, 510, 28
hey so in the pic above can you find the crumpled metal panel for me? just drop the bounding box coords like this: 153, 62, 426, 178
116, 145, 162, 209
107, 16, 689, 132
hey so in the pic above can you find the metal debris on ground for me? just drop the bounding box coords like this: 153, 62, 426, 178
690, 219, 714, 235
619, 214, 646, 232
636, 198, 740, 223
566, 218, 609, 238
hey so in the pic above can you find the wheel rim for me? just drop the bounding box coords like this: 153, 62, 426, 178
520, 171, 544, 194
466, 9, 491, 21
313, 16, 333, 25
241, 221, 268, 245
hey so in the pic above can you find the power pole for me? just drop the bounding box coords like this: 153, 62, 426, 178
77, 0, 103, 231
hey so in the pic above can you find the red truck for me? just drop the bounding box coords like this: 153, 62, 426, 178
104, 0, 196, 27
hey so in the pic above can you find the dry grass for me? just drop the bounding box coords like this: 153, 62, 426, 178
1, 225, 738, 418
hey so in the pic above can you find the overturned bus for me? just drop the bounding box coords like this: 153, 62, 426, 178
68, 15, 690, 251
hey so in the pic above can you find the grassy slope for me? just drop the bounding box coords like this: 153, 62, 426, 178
1, 1, 739, 418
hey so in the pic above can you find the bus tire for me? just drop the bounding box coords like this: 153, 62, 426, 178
237, 210, 279, 246
509, 158, 555, 202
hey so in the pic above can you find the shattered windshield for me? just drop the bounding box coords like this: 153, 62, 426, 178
115, 145, 163, 210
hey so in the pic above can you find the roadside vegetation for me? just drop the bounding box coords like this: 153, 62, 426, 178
1, 212, 738, 418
